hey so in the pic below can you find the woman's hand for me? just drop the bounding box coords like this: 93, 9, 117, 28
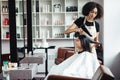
75, 28, 84, 33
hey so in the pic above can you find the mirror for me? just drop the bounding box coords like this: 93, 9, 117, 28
15, 0, 27, 61
0, 3, 2, 73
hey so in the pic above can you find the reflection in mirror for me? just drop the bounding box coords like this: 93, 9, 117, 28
15, 0, 27, 61
0, 4, 2, 73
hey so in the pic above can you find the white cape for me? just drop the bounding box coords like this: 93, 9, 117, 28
44, 51, 100, 80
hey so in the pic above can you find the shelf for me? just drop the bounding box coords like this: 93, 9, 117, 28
0, 0, 93, 40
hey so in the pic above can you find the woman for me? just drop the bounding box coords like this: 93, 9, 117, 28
64, 2, 103, 56
44, 35, 100, 80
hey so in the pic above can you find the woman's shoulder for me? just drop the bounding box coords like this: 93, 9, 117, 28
78, 17, 85, 21
74, 17, 85, 27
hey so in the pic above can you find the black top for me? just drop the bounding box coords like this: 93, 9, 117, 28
74, 17, 100, 32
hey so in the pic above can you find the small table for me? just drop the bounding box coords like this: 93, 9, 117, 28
20, 56, 43, 65
33, 46, 55, 76
2, 64, 37, 80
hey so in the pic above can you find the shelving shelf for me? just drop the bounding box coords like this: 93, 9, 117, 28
0, 0, 94, 40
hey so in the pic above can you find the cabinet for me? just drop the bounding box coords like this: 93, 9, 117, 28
32, 0, 93, 39
15, 0, 27, 39
0, 0, 9, 40
0, 0, 27, 40
0, 0, 94, 40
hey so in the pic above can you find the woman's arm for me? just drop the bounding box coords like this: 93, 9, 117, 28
64, 23, 77, 34
64, 23, 83, 34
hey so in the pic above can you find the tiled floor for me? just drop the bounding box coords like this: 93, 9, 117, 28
33, 73, 45, 80
33, 77, 45, 80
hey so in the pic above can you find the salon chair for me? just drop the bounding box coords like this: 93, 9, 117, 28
55, 47, 102, 65
47, 65, 114, 80
65, 50, 74, 59
55, 47, 74, 65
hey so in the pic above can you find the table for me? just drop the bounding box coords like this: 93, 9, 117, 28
20, 55, 43, 64
33, 46, 55, 76
6, 64, 37, 80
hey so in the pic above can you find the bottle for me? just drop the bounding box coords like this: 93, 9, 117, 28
6, 32, 10, 38
3, 17, 9, 25
5, 6, 8, 13
47, 30, 50, 38
2, 6, 5, 12
36, 31, 39, 38
47, 5, 50, 12
3, 61, 8, 69
3, 61, 10, 80
16, 7, 18, 13
36, 1, 39, 12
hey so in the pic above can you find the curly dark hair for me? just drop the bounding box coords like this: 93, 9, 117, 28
82, 1, 103, 19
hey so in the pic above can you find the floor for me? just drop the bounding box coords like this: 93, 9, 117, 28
33, 77, 45, 80
0, 72, 46, 80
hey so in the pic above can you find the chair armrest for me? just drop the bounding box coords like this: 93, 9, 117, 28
65, 50, 74, 59
47, 75, 90, 80
100, 65, 115, 80
55, 58, 65, 65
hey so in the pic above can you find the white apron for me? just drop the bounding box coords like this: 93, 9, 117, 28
83, 17, 97, 57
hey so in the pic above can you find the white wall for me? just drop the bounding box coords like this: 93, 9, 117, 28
2, 41, 10, 54
104, 0, 120, 80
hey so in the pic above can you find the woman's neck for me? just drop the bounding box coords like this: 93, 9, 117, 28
78, 48, 85, 54
78, 48, 84, 52
86, 16, 94, 22
75, 47, 83, 52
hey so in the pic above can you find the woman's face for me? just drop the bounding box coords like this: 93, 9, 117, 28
75, 37, 83, 49
88, 7, 98, 20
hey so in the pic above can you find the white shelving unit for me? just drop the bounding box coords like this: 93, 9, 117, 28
15, 0, 27, 39
0, 0, 27, 40
0, 0, 9, 40
32, 0, 93, 40
0, 0, 94, 40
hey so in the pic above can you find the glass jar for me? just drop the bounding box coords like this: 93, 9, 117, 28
53, 4, 61, 12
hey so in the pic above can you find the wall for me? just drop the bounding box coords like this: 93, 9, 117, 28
104, 0, 120, 80
2, 41, 10, 54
